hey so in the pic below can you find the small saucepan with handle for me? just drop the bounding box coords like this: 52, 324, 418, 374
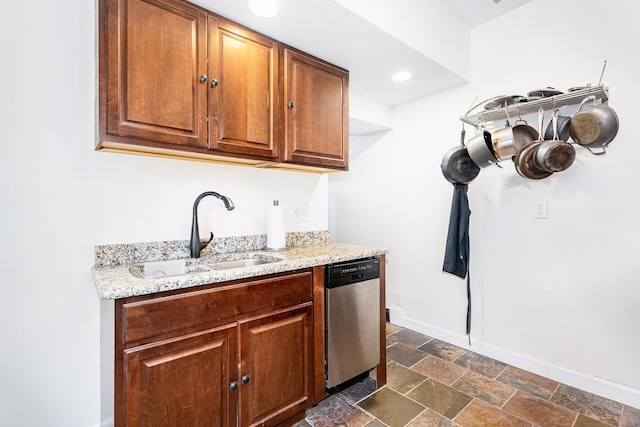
534, 110, 576, 173
491, 122, 516, 161
467, 126, 498, 168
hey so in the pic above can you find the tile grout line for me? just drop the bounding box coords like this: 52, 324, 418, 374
384, 323, 634, 427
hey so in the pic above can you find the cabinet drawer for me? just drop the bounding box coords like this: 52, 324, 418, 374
121, 271, 312, 343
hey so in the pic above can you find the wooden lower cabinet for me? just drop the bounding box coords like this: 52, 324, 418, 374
114, 270, 319, 427
239, 304, 313, 426
123, 325, 236, 426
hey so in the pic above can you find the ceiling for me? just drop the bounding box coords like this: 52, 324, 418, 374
441, 0, 534, 28
194, 0, 534, 108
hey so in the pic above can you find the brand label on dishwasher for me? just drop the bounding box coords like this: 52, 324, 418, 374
340, 264, 373, 275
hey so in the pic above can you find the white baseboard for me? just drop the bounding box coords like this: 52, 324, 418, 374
388, 310, 640, 410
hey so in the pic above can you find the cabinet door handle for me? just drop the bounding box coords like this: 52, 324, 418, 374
211, 79, 219, 87
241, 375, 250, 384
199, 74, 208, 83
230, 381, 239, 391
288, 102, 294, 109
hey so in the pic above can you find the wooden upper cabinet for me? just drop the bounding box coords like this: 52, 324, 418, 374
283, 48, 349, 170
98, 0, 349, 170
208, 17, 279, 160
100, 0, 208, 148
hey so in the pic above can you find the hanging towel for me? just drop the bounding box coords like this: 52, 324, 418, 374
443, 183, 472, 341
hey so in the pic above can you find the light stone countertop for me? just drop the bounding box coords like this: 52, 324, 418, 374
92, 242, 388, 300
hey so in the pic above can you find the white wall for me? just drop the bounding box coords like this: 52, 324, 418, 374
330, 0, 640, 408
333, 0, 470, 80
0, 1, 328, 425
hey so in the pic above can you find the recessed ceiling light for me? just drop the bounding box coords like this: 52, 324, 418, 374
391, 71, 412, 82
248, 0, 279, 18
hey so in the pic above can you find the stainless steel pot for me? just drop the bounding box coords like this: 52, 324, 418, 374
492, 119, 538, 161
512, 119, 539, 157
491, 126, 516, 161
467, 129, 497, 168
534, 110, 576, 173
514, 108, 553, 180
569, 95, 619, 155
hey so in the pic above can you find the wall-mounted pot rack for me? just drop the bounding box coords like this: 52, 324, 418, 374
460, 85, 609, 128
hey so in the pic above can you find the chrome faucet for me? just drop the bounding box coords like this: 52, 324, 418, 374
190, 191, 235, 258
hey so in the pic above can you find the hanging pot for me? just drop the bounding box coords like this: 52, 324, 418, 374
514, 108, 553, 180
441, 128, 481, 184
467, 128, 497, 168
543, 112, 571, 141
569, 95, 619, 155
512, 118, 539, 157
534, 110, 576, 173
491, 125, 516, 161
493, 119, 539, 161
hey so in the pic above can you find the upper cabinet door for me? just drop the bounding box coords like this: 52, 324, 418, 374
208, 17, 279, 160
283, 48, 349, 170
101, 0, 208, 147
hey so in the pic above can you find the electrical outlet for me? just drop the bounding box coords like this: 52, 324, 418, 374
534, 200, 548, 219
293, 204, 310, 222
394, 292, 403, 307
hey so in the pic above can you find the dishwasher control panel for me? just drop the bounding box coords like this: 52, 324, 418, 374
326, 258, 380, 288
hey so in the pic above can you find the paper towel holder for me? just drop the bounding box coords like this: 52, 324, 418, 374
264, 199, 289, 252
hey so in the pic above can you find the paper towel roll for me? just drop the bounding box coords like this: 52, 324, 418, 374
266, 200, 286, 249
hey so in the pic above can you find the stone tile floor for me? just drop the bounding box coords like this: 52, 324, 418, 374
293, 323, 640, 427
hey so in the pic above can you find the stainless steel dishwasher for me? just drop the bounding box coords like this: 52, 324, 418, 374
325, 258, 380, 389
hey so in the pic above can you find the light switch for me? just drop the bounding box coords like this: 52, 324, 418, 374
534, 200, 548, 219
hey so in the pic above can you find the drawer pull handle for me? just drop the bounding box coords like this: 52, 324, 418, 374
241, 375, 250, 384
230, 381, 238, 391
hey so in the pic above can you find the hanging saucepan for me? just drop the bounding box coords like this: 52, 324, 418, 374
569, 95, 619, 155
543, 110, 571, 141
491, 124, 516, 161
492, 119, 538, 161
441, 128, 481, 184
514, 108, 553, 180
534, 110, 576, 173
467, 127, 498, 168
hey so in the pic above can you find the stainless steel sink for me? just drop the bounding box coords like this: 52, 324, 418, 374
206, 258, 273, 270
130, 259, 211, 279
130, 254, 280, 278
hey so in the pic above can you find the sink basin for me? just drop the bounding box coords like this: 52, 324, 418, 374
130, 254, 280, 278
130, 259, 211, 279
207, 258, 273, 270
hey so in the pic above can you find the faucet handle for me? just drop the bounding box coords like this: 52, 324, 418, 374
199, 232, 214, 252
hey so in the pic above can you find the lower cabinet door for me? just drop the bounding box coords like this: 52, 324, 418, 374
123, 325, 237, 427
238, 303, 314, 427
